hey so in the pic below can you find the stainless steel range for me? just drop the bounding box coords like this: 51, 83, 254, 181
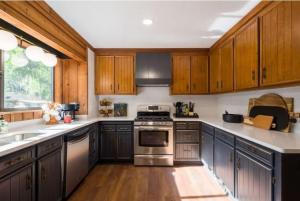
134, 105, 174, 166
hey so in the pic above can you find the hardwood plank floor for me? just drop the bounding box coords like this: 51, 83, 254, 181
68, 165, 230, 201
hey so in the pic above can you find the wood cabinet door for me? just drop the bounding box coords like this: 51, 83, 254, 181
0, 176, 11, 201
172, 56, 191, 94
260, 2, 293, 86
201, 132, 214, 170
11, 165, 33, 201
190, 55, 209, 94
220, 39, 234, 92
214, 138, 234, 195
95, 56, 115, 94
117, 132, 132, 160
209, 48, 221, 93
291, 1, 300, 83
100, 131, 117, 159
89, 126, 99, 169
236, 151, 272, 201
115, 56, 135, 94
38, 150, 62, 201
234, 19, 259, 90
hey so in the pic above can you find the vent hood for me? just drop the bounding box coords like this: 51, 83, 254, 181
136, 52, 171, 86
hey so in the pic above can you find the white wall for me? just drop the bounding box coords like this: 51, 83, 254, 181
98, 87, 218, 118
87, 48, 98, 118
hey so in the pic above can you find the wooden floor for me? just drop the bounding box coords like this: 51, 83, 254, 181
68, 164, 230, 201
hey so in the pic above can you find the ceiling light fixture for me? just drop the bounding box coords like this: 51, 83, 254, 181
25, 45, 44, 62
0, 30, 18, 51
143, 19, 153, 26
41, 53, 57, 67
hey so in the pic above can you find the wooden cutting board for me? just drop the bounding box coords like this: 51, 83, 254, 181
252, 115, 274, 130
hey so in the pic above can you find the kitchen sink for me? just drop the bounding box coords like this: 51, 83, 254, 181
0, 132, 45, 145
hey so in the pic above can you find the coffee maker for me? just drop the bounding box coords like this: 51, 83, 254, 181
60, 103, 80, 120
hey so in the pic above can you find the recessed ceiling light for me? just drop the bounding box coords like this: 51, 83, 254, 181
143, 19, 153, 26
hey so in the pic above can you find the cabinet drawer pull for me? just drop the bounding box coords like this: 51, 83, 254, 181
5, 156, 25, 167
183, 149, 191, 152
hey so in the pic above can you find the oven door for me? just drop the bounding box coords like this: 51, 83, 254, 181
134, 126, 173, 155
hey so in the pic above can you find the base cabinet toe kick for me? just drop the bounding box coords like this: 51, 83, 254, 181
201, 122, 300, 201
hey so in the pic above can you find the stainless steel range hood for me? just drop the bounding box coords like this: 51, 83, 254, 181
136, 52, 171, 86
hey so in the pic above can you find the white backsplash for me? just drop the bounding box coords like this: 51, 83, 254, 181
97, 87, 218, 118
216, 86, 300, 133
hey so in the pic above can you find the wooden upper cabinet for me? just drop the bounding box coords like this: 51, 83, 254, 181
220, 39, 234, 92
260, 1, 300, 86
172, 56, 191, 94
95, 56, 115, 94
210, 48, 220, 94
190, 55, 209, 94
114, 56, 135, 94
234, 18, 259, 91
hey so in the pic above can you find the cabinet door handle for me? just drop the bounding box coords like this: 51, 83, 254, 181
110, 84, 113, 91
262, 67, 267, 80
216, 81, 219, 89
251, 70, 256, 81
41, 166, 46, 182
220, 80, 223, 89
236, 158, 241, 170
186, 84, 189, 91
26, 174, 32, 190
193, 83, 196, 89
229, 152, 233, 163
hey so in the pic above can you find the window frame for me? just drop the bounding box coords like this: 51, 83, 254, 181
0, 48, 54, 112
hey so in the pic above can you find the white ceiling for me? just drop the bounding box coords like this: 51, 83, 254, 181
47, 0, 260, 48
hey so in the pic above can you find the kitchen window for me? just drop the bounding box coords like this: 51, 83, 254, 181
0, 45, 54, 110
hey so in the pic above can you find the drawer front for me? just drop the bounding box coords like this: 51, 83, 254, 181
117, 125, 132, 132
187, 122, 200, 130
175, 144, 200, 160
215, 129, 234, 146
101, 124, 116, 132
176, 130, 199, 143
37, 137, 63, 158
175, 122, 188, 130
0, 147, 34, 177
236, 138, 274, 166
201, 123, 214, 135
175, 122, 200, 130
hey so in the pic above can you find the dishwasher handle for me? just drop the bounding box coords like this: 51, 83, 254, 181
65, 127, 90, 142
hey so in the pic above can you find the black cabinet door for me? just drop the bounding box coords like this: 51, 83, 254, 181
236, 151, 272, 201
214, 138, 234, 195
89, 126, 99, 169
202, 132, 214, 170
38, 149, 62, 201
0, 165, 34, 201
100, 131, 117, 159
117, 132, 132, 160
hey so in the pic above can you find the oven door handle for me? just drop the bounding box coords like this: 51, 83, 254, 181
134, 126, 171, 131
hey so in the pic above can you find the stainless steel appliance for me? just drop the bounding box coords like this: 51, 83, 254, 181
61, 102, 80, 120
134, 105, 174, 166
64, 127, 89, 197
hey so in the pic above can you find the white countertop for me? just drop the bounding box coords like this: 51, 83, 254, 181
1, 115, 300, 157
175, 115, 300, 154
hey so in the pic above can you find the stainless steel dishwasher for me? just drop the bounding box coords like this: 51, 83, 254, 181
64, 127, 90, 197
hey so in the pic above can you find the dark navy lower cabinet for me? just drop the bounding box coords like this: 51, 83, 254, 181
100, 121, 133, 161
201, 131, 214, 170
214, 137, 234, 195
236, 150, 272, 201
